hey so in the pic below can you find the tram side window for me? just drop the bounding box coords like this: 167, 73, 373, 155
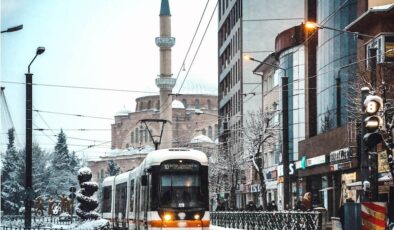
129, 179, 135, 212
115, 182, 127, 220
102, 186, 112, 212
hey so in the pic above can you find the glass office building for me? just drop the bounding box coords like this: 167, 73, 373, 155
316, 0, 358, 133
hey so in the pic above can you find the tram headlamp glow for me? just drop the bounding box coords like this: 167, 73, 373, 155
163, 213, 172, 221
194, 214, 201, 220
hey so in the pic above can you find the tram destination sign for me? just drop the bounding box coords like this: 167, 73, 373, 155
161, 162, 200, 171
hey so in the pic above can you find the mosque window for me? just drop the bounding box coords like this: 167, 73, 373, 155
156, 101, 160, 110
140, 102, 144, 111
131, 132, 134, 143
208, 126, 213, 139
202, 128, 206, 136
207, 99, 212, 109
147, 101, 152, 110
182, 99, 188, 108
195, 99, 200, 109
135, 128, 139, 143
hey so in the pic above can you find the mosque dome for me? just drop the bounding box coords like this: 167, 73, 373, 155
191, 134, 214, 144
172, 99, 185, 109
115, 108, 131, 116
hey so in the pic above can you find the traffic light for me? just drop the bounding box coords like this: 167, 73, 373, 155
363, 94, 384, 148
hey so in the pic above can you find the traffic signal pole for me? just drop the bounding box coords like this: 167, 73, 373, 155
360, 87, 370, 202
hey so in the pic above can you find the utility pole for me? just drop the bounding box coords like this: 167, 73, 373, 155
282, 76, 290, 209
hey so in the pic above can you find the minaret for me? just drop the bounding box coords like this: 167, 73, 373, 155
155, 0, 175, 149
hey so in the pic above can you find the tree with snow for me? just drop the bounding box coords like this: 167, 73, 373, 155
1, 128, 25, 214
76, 167, 100, 220
106, 159, 121, 176
243, 108, 279, 210
47, 129, 79, 195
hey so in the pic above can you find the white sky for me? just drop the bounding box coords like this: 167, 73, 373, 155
1, 0, 218, 159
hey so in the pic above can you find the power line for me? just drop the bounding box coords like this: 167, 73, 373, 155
0, 80, 158, 94
34, 109, 114, 120
33, 128, 110, 131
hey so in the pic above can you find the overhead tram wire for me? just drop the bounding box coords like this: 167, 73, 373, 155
160, 1, 218, 115
33, 109, 114, 120
0, 80, 157, 94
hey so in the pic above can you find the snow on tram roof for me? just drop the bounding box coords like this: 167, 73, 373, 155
143, 148, 208, 167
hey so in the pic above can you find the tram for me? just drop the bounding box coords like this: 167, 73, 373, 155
101, 148, 210, 229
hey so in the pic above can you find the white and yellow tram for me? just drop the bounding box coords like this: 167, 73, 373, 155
101, 148, 210, 229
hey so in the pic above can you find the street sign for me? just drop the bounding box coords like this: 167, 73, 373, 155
69, 186, 76, 193
69, 193, 76, 199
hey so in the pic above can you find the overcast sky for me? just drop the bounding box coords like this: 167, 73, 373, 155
1, 0, 218, 159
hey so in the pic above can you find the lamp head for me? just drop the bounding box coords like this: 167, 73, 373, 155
305, 21, 320, 30
36, 47, 45, 55
244, 55, 252, 61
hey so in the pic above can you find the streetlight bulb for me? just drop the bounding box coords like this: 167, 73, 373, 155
36, 47, 45, 55
305, 21, 319, 30
243, 55, 252, 60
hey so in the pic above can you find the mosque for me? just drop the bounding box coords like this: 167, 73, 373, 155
87, 0, 218, 183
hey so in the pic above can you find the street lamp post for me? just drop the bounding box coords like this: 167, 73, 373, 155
1, 24, 23, 33
244, 55, 290, 209
305, 21, 374, 39
25, 47, 45, 229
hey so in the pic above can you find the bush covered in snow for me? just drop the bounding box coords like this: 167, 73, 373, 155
75, 167, 100, 220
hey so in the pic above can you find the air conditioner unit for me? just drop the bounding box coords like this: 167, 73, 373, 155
366, 34, 394, 66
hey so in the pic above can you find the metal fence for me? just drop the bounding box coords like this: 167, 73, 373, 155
211, 211, 323, 230
0, 215, 108, 230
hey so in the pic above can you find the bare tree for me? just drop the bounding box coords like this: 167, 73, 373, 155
243, 108, 279, 210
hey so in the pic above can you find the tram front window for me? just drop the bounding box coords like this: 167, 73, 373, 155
160, 174, 202, 208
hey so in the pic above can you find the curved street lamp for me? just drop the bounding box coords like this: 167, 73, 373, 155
1, 24, 23, 33
25, 46, 45, 229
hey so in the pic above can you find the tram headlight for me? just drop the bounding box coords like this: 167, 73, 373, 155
194, 214, 201, 220
163, 213, 172, 221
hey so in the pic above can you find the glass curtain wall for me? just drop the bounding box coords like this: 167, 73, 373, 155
316, 0, 358, 133
280, 46, 306, 162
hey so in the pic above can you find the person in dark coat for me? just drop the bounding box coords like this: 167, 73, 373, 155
301, 192, 312, 211
246, 201, 257, 211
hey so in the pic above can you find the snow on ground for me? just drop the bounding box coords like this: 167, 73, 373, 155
210, 226, 241, 230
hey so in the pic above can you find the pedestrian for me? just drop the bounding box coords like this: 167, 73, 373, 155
270, 201, 277, 211
246, 201, 257, 211
301, 192, 312, 211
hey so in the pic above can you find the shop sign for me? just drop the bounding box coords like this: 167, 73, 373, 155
277, 163, 295, 177
251, 184, 261, 193
330, 161, 352, 171
307, 155, 326, 167
329, 148, 353, 164
266, 170, 278, 180
378, 151, 390, 173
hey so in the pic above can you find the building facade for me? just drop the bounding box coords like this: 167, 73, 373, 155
217, 0, 305, 209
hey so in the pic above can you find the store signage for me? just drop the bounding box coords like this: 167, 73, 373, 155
251, 184, 261, 193
330, 162, 352, 171
307, 155, 326, 167
329, 148, 352, 164
277, 163, 295, 177
266, 170, 278, 180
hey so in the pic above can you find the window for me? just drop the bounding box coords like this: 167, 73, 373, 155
208, 126, 213, 139
102, 186, 112, 212
129, 179, 135, 212
101, 169, 104, 179
147, 101, 152, 110
130, 132, 134, 143
135, 128, 139, 143
207, 99, 212, 109
182, 99, 188, 108
194, 99, 200, 109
